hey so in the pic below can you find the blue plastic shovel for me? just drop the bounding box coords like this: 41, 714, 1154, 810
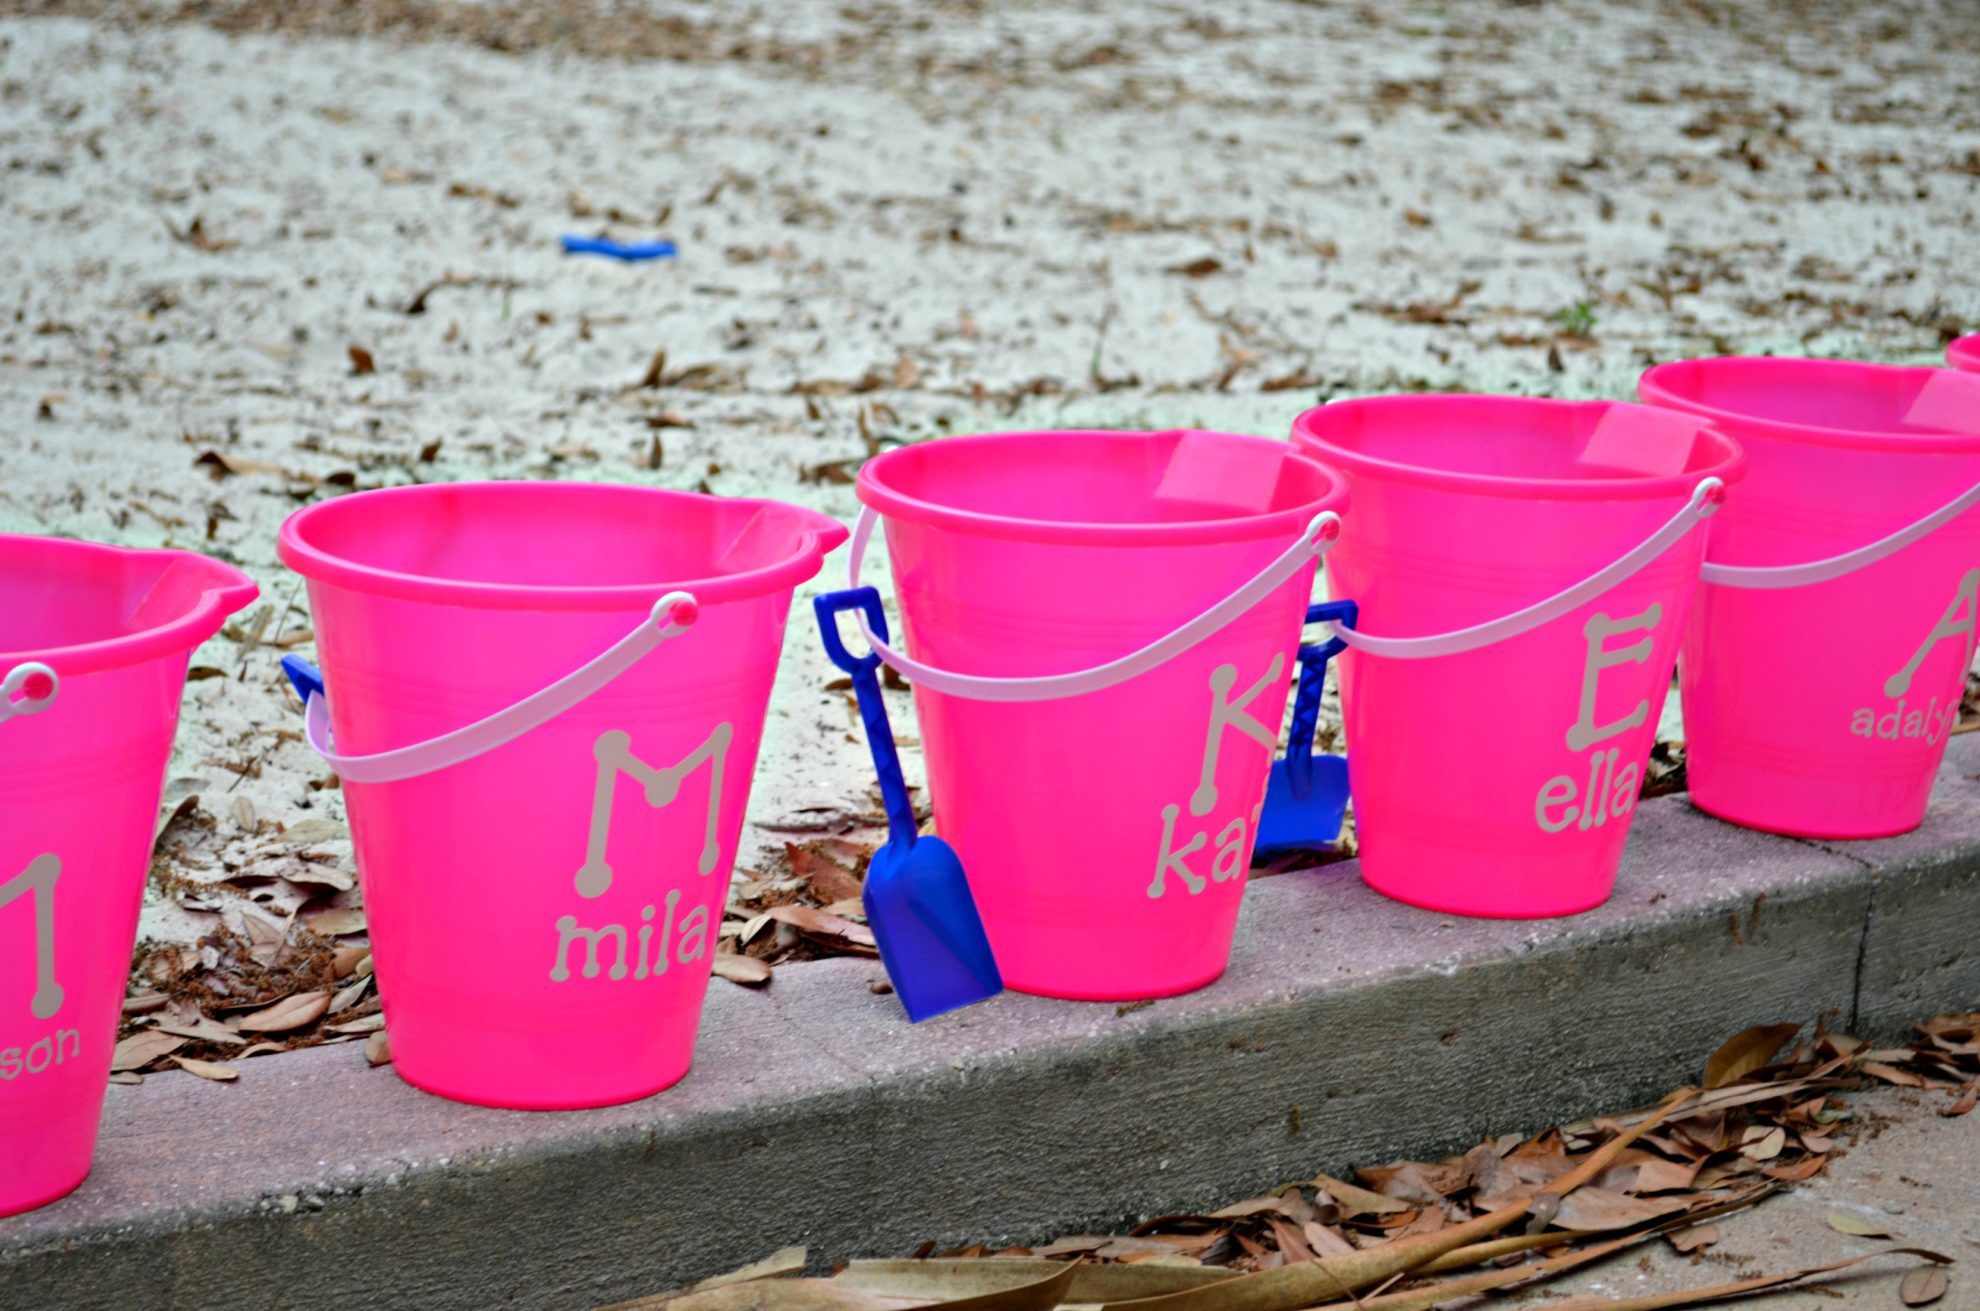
282, 655, 325, 708
1255, 600, 1357, 857
815, 587, 1003, 1022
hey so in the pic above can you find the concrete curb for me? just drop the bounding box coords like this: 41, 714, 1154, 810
5, 740, 1979, 1311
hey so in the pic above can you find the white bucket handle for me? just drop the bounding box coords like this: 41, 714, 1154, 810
845, 507, 1340, 702
296, 592, 699, 784
0, 662, 59, 725
1327, 477, 1726, 660
848, 479, 1725, 693
1699, 476, 1980, 590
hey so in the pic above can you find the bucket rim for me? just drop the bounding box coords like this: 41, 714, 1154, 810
1639, 356, 1980, 454
0, 534, 259, 677
277, 481, 847, 611
855, 428, 1349, 547
1291, 395, 1747, 501
1945, 334, 1980, 373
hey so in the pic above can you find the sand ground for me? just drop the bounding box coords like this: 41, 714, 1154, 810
2, 0, 1975, 950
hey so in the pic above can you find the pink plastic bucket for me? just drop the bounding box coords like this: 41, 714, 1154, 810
1640, 358, 1980, 838
1, 538, 257, 1217
1951, 335, 1980, 373
278, 483, 843, 1109
1294, 397, 1744, 918
852, 430, 1347, 1000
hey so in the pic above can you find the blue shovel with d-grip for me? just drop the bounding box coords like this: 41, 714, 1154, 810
1255, 600, 1357, 856
815, 587, 1002, 1022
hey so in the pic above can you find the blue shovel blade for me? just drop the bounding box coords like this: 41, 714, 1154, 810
863, 834, 1002, 1023
1254, 754, 1350, 856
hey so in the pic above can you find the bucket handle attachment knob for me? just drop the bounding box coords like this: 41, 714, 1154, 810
285, 591, 700, 785
842, 505, 1340, 703
1324, 477, 1725, 660
1700, 474, 1980, 590
0, 662, 59, 725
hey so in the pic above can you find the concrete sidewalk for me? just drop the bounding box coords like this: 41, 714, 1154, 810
4, 738, 1978, 1310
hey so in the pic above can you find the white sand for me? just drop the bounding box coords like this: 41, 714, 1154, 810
1, 0, 1974, 949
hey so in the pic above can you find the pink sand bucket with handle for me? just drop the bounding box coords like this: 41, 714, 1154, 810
845, 429, 1347, 1000
278, 483, 843, 1110
1951, 335, 1980, 373
1639, 358, 1980, 838
1294, 397, 1744, 918
1, 537, 257, 1217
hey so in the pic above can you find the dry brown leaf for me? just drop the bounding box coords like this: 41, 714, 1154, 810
1737, 1125, 1786, 1161
326, 1014, 386, 1035
348, 345, 376, 375
153, 1015, 250, 1046
651, 1262, 1077, 1311
1310, 1232, 1643, 1311
1667, 1224, 1718, 1254
1826, 1211, 1892, 1238
282, 818, 349, 843
1901, 1265, 1951, 1306
786, 843, 862, 905
111, 1031, 186, 1072
1550, 1187, 1688, 1231
1760, 1155, 1827, 1183
619, 1282, 916, 1311
238, 990, 332, 1033
1864, 1061, 1931, 1088
836, 1260, 1231, 1304
194, 449, 294, 480
1523, 1250, 1949, 1310
173, 1056, 240, 1082
307, 907, 368, 937
330, 975, 371, 1014
760, 905, 876, 949
364, 1029, 392, 1066
712, 955, 773, 987
1702, 1022, 1799, 1089
1166, 257, 1223, 277
591, 1245, 814, 1307
1311, 1173, 1410, 1216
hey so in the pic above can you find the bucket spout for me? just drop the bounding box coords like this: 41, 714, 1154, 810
126, 548, 260, 640
712, 503, 848, 580
0, 535, 259, 675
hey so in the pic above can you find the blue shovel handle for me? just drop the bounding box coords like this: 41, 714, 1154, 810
1285, 600, 1357, 797
815, 588, 920, 850
560, 235, 678, 261
282, 655, 325, 705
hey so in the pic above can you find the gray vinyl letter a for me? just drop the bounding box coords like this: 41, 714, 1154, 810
1886, 569, 1980, 698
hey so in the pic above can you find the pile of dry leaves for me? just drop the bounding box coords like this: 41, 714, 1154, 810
599, 1017, 1978, 1311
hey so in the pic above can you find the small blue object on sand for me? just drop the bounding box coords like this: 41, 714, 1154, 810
814, 586, 1003, 1022
559, 235, 678, 261
1254, 600, 1358, 857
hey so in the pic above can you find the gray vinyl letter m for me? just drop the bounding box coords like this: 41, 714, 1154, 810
574, 724, 733, 899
